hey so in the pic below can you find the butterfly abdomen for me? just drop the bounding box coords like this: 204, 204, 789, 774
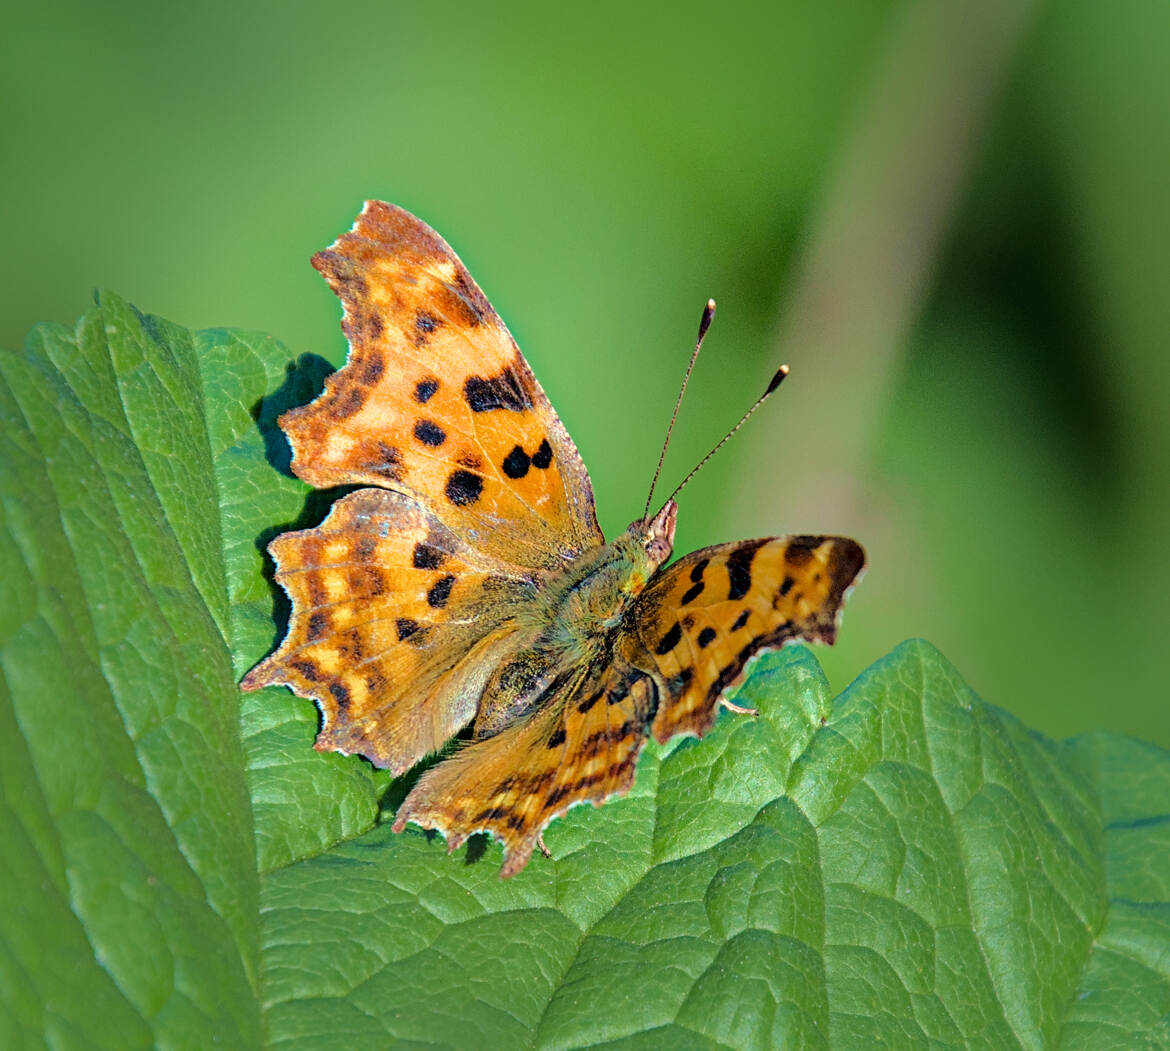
469, 533, 660, 738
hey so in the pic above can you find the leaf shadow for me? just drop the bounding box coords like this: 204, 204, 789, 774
249, 353, 361, 657
463, 834, 490, 866
253, 352, 334, 479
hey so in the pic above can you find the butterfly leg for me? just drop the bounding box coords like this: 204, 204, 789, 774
719, 697, 758, 717
537, 834, 553, 859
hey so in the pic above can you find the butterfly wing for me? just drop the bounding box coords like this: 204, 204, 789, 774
283, 201, 601, 569
393, 651, 659, 877
245, 202, 607, 770
635, 536, 865, 742
241, 488, 537, 774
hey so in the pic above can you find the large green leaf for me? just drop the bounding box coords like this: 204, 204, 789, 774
2, 295, 1167, 1049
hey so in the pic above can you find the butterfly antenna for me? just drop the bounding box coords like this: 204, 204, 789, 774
644, 298, 717, 519
664, 364, 790, 506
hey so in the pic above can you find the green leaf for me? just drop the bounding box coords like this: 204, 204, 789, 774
1, 298, 258, 1047
194, 326, 388, 872
3, 295, 1168, 1048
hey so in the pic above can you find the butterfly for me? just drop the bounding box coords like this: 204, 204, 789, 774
241, 201, 864, 877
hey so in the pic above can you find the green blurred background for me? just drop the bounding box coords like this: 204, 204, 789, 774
4, 0, 1167, 746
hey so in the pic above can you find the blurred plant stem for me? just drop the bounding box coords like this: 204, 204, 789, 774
748, 0, 1040, 532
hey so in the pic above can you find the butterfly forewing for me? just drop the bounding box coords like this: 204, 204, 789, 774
635, 536, 865, 742
283, 201, 601, 569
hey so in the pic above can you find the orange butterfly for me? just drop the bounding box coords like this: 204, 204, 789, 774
242, 202, 864, 877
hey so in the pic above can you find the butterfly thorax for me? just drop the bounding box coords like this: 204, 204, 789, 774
543, 499, 677, 641
472, 502, 677, 738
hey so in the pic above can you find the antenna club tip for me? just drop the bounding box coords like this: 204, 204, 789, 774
765, 365, 790, 395
697, 299, 716, 342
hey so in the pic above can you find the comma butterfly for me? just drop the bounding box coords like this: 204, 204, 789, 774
241, 202, 864, 877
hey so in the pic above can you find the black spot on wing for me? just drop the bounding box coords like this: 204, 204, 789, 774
412, 542, 445, 569
655, 621, 682, 655
502, 445, 530, 478
547, 726, 567, 748
413, 419, 446, 446
545, 784, 573, 808
445, 469, 483, 506
414, 378, 439, 403
727, 541, 765, 601
395, 617, 420, 641
779, 575, 795, 597
328, 681, 351, 712
697, 626, 717, 648
690, 558, 708, 583
464, 369, 532, 413
680, 581, 704, 604
426, 574, 455, 608
827, 538, 866, 599
531, 438, 553, 469
472, 805, 511, 824
731, 609, 750, 631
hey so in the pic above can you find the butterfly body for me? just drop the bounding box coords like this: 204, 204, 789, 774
472, 501, 674, 738
242, 201, 864, 877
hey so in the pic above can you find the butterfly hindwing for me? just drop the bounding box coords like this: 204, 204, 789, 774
635, 536, 865, 742
240, 488, 537, 774
284, 201, 601, 569
393, 655, 658, 877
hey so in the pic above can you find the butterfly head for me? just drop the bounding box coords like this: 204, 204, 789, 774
618, 497, 675, 569
642, 499, 677, 564
605, 499, 677, 603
